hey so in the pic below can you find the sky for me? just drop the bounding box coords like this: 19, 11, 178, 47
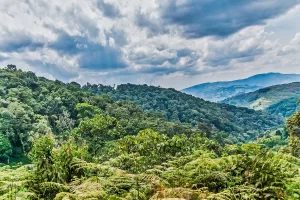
0, 0, 300, 90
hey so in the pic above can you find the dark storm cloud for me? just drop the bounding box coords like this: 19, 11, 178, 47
160, 0, 300, 38
48, 32, 127, 70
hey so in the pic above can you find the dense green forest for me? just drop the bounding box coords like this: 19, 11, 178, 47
223, 82, 300, 118
0, 66, 300, 199
82, 83, 283, 142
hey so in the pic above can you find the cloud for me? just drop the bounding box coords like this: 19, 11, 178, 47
277, 46, 298, 56
48, 32, 127, 70
105, 28, 128, 46
291, 33, 300, 44
96, 0, 121, 19
25, 59, 78, 81
77, 45, 127, 70
48, 33, 83, 55
0, 0, 299, 90
0, 30, 45, 52
277, 32, 300, 56
160, 0, 300, 38
127, 43, 200, 75
202, 26, 270, 67
135, 11, 168, 37
0, 55, 8, 62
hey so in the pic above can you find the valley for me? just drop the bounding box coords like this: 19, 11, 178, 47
0, 67, 299, 199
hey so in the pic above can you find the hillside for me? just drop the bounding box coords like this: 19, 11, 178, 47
0, 68, 204, 159
83, 83, 283, 142
182, 73, 300, 102
0, 67, 299, 200
0, 67, 283, 158
222, 82, 300, 118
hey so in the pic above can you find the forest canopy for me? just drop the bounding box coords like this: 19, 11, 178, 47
0, 67, 299, 200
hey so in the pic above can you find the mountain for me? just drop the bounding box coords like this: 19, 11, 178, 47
222, 82, 300, 118
182, 73, 300, 102
1, 67, 299, 200
83, 83, 283, 142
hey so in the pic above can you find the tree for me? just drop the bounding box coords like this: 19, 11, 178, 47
29, 115, 52, 145
28, 134, 55, 182
0, 134, 12, 163
287, 109, 300, 157
6, 64, 17, 71
28, 135, 88, 199
75, 103, 101, 121
0, 102, 34, 155
197, 122, 212, 138
72, 114, 125, 157
52, 138, 88, 183
55, 110, 74, 140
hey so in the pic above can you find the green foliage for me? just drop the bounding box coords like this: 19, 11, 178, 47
0, 102, 34, 156
1, 68, 300, 200
1, 131, 299, 200
155, 146, 300, 199
223, 82, 300, 118
27, 135, 88, 199
75, 103, 101, 121
267, 97, 300, 118
287, 109, 300, 157
28, 134, 55, 182
114, 129, 221, 173
0, 68, 201, 160
72, 114, 125, 157
5, 64, 17, 71
83, 83, 283, 142
257, 130, 287, 150
0, 165, 35, 200
0, 134, 12, 163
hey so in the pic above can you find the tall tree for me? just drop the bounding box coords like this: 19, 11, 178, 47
287, 106, 300, 157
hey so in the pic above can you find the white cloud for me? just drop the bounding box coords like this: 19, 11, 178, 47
291, 33, 300, 44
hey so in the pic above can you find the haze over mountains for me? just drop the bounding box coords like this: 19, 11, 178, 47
182, 73, 300, 102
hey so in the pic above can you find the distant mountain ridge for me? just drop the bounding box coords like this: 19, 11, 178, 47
222, 82, 300, 118
182, 73, 300, 102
